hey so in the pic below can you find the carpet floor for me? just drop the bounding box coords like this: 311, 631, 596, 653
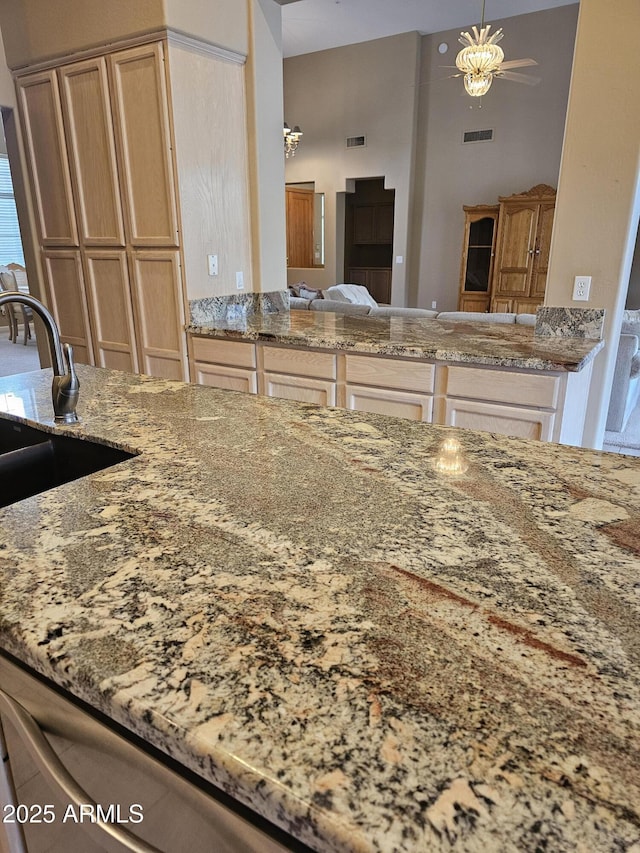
603, 402, 640, 454
0, 324, 41, 377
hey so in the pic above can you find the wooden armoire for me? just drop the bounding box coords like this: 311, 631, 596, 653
458, 184, 556, 314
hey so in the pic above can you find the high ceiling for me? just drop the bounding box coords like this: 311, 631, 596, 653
281, 0, 578, 58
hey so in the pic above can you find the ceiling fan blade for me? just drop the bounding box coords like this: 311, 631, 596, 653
496, 70, 541, 86
499, 58, 538, 70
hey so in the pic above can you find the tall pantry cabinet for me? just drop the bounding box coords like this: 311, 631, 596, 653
16, 41, 188, 380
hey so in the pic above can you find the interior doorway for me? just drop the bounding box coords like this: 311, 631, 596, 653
344, 177, 395, 304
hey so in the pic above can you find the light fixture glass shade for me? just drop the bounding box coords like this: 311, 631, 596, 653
284, 122, 303, 158
464, 71, 493, 97
456, 24, 504, 79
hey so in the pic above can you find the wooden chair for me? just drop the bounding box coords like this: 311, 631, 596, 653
0, 269, 32, 345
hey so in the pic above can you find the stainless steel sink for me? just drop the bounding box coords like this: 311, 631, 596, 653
0, 419, 136, 508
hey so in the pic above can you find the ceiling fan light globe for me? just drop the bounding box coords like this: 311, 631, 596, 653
456, 41, 503, 74
464, 71, 493, 97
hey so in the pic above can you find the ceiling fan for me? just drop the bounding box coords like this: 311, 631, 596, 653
447, 0, 540, 97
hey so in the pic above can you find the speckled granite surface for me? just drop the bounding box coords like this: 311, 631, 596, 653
535, 307, 606, 340
187, 310, 603, 372
1, 366, 639, 852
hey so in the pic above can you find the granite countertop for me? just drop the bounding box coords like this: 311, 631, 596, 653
187, 310, 604, 372
1, 366, 639, 852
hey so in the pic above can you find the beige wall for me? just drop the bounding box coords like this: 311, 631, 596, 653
168, 42, 253, 299
545, 0, 640, 447
0, 0, 247, 69
414, 5, 578, 310
283, 32, 421, 305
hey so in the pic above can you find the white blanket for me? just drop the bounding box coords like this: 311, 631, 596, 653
325, 284, 378, 307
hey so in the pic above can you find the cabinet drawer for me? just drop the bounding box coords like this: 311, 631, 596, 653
191, 337, 256, 369
264, 373, 336, 406
444, 399, 555, 441
194, 362, 257, 394
345, 354, 434, 393
445, 365, 560, 409
263, 346, 336, 380
346, 385, 433, 422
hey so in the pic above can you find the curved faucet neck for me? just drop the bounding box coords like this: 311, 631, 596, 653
0, 291, 65, 375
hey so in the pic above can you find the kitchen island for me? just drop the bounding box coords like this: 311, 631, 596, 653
0, 365, 639, 852
187, 311, 604, 445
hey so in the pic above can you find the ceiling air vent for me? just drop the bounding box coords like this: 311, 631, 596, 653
346, 135, 366, 149
462, 128, 494, 144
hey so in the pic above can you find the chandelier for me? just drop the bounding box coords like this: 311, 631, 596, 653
283, 123, 303, 158
456, 24, 504, 97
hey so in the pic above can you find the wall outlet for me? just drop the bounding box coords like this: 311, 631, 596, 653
431, 301, 437, 309
572, 275, 591, 301
236, 271, 244, 290
207, 254, 218, 276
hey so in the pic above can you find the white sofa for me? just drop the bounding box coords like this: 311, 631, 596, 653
289, 287, 537, 326
606, 311, 640, 432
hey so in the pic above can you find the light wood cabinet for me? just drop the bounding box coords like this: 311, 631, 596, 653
84, 250, 138, 372
42, 250, 93, 364
17, 39, 187, 381
16, 71, 78, 246
188, 336, 591, 446
108, 43, 180, 248
457, 205, 499, 312
58, 57, 126, 246
129, 251, 187, 380
190, 338, 257, 393
490, 185, 556, 314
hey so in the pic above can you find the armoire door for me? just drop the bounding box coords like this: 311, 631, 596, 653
530, 203, 555, 300
16, 71, 78, 246
84, 251, 139, 372
58, 57, 126, 247
42, 250, 94, 364
129, 251, 187, 380
493, 204, 537, 297
108, 43, 180, 247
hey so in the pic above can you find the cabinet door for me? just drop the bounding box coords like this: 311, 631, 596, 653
374, 204, 394, 243
129, 251, 187, 380
58, 58, 126, 246
346, 385, 432, 421
530, 203, 555, 299
353, 205, 375, 243
263, 373, 336, 406
17, 71, 78, 246
42, 250, 93, 364
193, 363, 257, 393
84, 251, 138, 372
444, 398, 554, 441
367, 269, 392, 304
493, 204, 537, 296
109, 43, 179, 247
347, 268, 369, 288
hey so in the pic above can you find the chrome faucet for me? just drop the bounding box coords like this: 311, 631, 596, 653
0, 292, 79, 424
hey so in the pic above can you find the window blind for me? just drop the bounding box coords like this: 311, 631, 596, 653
0, 155, 25, 267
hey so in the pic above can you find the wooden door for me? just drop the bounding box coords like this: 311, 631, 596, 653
493, 204, 537, 297
285, 187, 314, 267
109, 43, 179, 247
58, 57, 126, 247
84, 251, 138, 372
530, 203, 555, 299
42, 250, 93, 364
17, 71, 78, 246
129, 251, 187, 380
367, 268, 392, 304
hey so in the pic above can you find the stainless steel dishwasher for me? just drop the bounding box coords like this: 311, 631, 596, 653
0, 653, 309, 853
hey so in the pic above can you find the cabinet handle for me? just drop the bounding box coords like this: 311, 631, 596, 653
0, 689, 162, 853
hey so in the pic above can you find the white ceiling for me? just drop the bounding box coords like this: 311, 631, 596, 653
281, 0, 578, 58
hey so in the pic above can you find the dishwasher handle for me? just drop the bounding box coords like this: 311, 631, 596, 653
0, 689, 162, 853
